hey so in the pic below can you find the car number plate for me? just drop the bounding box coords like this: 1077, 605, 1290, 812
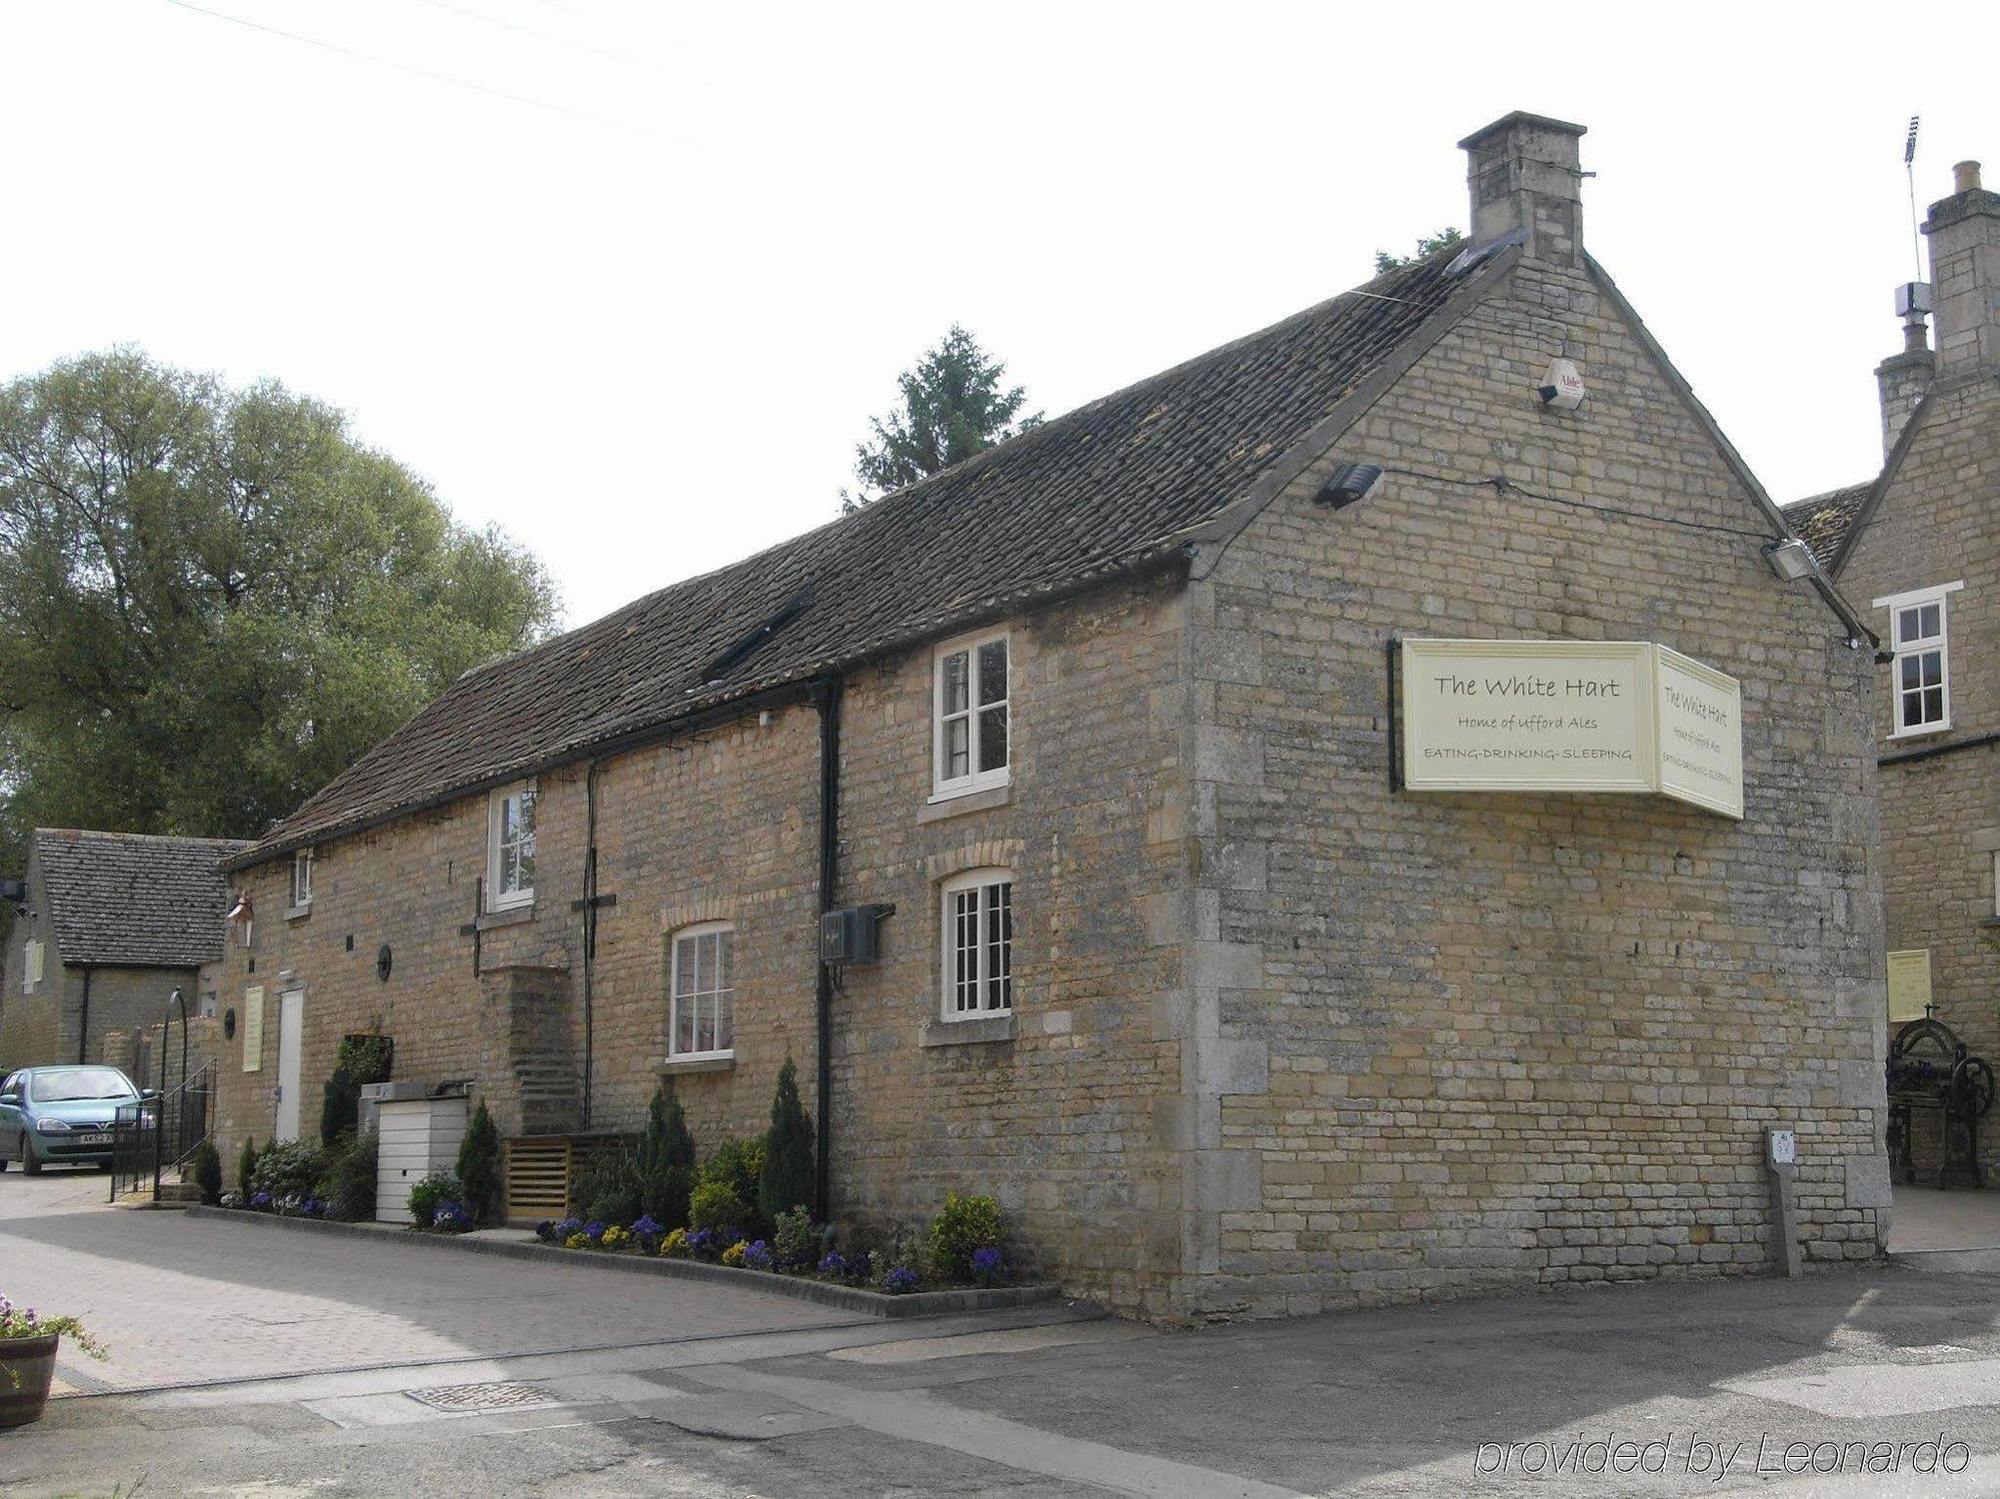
75, 1132, 114, 1146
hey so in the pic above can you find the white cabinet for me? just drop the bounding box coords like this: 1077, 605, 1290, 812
375, 1095, 468, 1224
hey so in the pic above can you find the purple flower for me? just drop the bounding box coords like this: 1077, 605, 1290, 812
250, 1191, 272, 1209
743, 1240, 774, 1272
631, 1214, 663, 1238
971, 1246, 1004, 1283
583, 1220, 606, 1242
882, 1266, 919, 1295
816, 1251, 849, 1278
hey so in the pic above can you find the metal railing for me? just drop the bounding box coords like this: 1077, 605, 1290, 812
109, 1060, 215, 1203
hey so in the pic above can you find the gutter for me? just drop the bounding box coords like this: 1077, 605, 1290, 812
810, 677, 842, 1222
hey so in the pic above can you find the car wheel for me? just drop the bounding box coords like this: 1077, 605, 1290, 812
20, 1135, 41, 1175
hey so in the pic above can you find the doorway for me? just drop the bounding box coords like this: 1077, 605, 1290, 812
275, 988, 304, 1142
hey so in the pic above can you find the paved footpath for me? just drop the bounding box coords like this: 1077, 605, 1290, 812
10, 1166, 2000, 1496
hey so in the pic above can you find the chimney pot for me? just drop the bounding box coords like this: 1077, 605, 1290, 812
1953, 160, 1983, 194
1458, 111, 1588, 268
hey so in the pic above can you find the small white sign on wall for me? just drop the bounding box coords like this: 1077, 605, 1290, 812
242, 985, 265, 1072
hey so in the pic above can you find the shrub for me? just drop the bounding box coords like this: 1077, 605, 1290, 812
407, 1172, 461, 1229
883, 1224, 933, 1283
318, 1033, 394, 1147
220, 1189, 243, 1210
456, 1099, 503, 1226
319, 1130, 379, 1222
699, 1138, 766, 1233
190, 1139, 223, 1206
660, 1227, 689, 1258
689, 1179, 747, 1234
758, 1059, 815, 1226
250, 1140, 328, 1202
721, 1239, 749, 1268
929, 1193, 1004, 1282
236, 1136, 259, 1196
882, 1266, 920, 1295
574, 1146, 644, 1228
637, 1086, 697, 1229
772, 1206, 817, 1270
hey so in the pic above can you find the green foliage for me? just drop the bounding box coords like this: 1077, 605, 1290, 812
249, 1140, 326, 1201
689, 1179, 748, 1233
190, 1139, 222, 1206
636, 1085, 697, 1229
0, 348, 559, 855
236, 1136, 259, 1196
758, 1058, 815, 1225
407, 1171, 461, 1229
318, 1130, 378, 1222
772, 1205, 818, 1269
841, 325, 1040, 511
1373, 226, 1464, 273
455, 1099, 502, 1226
929, 1193, 1003, 1282
699, 1137, 765, 1233
319, 1033, 394, 1147
574, 1146, 644, 1227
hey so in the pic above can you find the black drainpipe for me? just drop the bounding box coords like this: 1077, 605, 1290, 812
811, 678, 842, 1221
581, 759, 603, 1129
77, 967, 93, 1064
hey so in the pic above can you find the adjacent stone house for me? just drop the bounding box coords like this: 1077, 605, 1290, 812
216, 112, 1890, 1321
0, 829, 246, 1082
1786, 155, 2000, 1175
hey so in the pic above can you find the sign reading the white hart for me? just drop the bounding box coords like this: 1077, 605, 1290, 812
1400, 639, 1743, 819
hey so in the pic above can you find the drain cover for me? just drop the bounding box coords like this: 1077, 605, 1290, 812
405, 1380, 559, 1413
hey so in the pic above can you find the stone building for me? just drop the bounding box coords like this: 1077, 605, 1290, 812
215, 112, 1889, 1321
1786, 155, 2000, 1176
0, 829, 245, 1083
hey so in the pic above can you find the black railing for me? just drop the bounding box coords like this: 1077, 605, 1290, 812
108, 1060, 215, 1203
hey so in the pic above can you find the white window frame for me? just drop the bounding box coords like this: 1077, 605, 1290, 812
668, 921, 735, 1060
291, 849, 313, 910
930, 628, 1011, 801
939, 867, 1013, 1019
486, 781, 537, 911
1875, 581, 1962, 738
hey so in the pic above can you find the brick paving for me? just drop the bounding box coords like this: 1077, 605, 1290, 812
0, 1166, 856, 1392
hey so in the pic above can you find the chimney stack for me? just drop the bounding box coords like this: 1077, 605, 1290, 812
1875, 286, 1934, 456
1457, 112, 1588, 267
1924, 158, 2000, 376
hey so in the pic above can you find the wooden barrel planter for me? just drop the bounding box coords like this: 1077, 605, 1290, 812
0, 1332, 60, 1428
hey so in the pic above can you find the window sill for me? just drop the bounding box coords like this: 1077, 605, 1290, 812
656, 1053, 735, 1075
477, 905, 536, 931
918, 781, 1013, 824
1888, 725, 1952, 743
921, 1013, 1015, 1048
284, 905, 312, 923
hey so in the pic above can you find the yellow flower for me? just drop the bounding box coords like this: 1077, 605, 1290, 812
660, 1228, 689, 1258
564, 1231, 590, 1250
721, 1239, 749, 1268
602, 1225, 631, 1249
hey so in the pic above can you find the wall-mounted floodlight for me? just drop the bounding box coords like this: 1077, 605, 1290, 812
1314, 463, 1384, 509
1763, 537, 1815, 581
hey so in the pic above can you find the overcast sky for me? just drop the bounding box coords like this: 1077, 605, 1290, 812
6, 2, 1995, 628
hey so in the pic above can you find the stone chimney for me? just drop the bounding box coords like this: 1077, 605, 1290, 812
1458, 112, 1588, 267
1875, 296, 1934, 456
1925, 159, 2000, 376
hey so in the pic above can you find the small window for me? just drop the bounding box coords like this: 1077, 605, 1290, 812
23, 939, 43, 993
291, 849, 314, 910
487, 782, 537, 910
1879, 583, 1961, 737
932, 630, 1010, 798
670, 922, 734, 1058
940, 868, 1013, 1018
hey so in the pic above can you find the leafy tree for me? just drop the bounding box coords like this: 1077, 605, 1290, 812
236, 1136, 259, 1197
1374, 227, 1464, 273
636, 1083, 696, 1229
455, 1098, 503, 1225
840, 325, 1040, 511
758, 1057, 815, 1225
0, 348, 559, 870
319, 1033, 394, 1146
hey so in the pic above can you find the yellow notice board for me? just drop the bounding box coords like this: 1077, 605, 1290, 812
242, 985, 265, 1071
1400, 639, 1744, 819
1886, 950, 1932, 1023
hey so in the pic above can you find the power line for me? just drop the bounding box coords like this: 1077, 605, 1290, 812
1381, 465, 1783, 543
408, 0, 653, 71
161, 0, 677, 144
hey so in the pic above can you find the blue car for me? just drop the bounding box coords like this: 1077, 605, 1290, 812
0, 1065, 145, 1173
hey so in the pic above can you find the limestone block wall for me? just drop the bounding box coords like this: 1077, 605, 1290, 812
1172, 254, 1888, 1320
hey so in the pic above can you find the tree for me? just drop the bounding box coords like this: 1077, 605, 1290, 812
637, 1083, 697, 1229
1374, 227, 1464, 273
758, 1057, 815, 1224
455, 1098, 503, 1225
840, 325, 1040, 511
0, 348, 559, 869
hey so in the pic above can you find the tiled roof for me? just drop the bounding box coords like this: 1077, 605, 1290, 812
35, 829, 250, 968
236, 245, 1503, 867
1783, 481, 1870, 568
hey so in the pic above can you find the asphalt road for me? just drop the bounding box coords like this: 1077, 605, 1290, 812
7, 1168, 2000, 1496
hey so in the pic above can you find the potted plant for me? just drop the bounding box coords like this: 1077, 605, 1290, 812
1, 1291, 106, 1428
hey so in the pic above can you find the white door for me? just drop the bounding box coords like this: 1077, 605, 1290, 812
274, 989, 305, 1142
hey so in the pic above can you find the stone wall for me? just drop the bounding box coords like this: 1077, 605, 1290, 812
1172, 250, 1888, 1319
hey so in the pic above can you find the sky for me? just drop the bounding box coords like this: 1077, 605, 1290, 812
4, 1, 1996, 630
